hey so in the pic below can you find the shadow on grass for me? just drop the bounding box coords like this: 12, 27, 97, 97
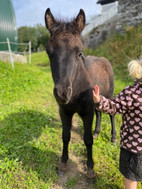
0, 110, 61, 182
36, 63, 50, 67
0, 110, 123, 188
36, 62, 51, 73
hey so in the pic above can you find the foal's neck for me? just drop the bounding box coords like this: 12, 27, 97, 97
73, 58, 92, 93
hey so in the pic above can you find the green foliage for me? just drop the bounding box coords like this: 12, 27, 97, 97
0, 56, 60, 188
36, 24, 50, 50
64, 177, 77, 189
18, 26, 38, 52
84, 24, 142, 85
18, 24, 50, 52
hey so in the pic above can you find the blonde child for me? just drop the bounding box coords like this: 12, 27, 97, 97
93, 59, 142, 189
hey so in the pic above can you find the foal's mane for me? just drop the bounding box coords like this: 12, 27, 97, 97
50, 18, 80, 35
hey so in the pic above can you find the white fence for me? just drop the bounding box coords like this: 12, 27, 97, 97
0, 38, 31, 69
82, 2, 118, 36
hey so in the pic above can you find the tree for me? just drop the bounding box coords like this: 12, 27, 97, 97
36, 24, 50, 51
18, 25, 50, 52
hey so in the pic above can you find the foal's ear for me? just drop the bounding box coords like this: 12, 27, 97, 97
45, 8, 56, 33
75, 9, 86, 33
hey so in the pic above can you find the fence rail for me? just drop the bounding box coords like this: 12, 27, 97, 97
0, 38, 31, 69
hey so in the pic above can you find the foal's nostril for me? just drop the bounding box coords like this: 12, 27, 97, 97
54, 86, 62, 98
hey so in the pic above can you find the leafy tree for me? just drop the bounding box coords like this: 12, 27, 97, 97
36, 24, 50, 51
18, 25, 50, 52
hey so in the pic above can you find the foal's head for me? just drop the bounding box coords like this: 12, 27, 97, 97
45, 8, 85, 104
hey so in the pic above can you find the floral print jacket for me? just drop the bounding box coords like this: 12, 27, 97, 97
96, 80, 142, 154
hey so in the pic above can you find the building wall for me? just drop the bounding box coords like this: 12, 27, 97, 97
101, 2, 118, 14
0, 0, 18, 52
116, 0, 142, 32
83, 0, 142, 49
82, 1, 118, 36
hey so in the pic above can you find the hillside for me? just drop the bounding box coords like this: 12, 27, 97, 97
84, 24, 142, 94
0, 25, 142, 189
83, 0, 142, 49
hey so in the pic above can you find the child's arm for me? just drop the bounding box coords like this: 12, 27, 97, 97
92, 85, 132, 115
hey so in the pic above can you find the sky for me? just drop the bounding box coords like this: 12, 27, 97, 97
12, 0, 100, 28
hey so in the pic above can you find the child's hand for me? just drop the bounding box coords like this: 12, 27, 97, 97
92, 85, 100, 103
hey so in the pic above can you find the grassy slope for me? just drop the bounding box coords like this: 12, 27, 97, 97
0, 25, 142, 188
0, 52, 62, 189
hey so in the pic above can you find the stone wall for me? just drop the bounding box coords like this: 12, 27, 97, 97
0, 51, 27, 63
83, 16, 118, 49
83, 0, 142, 49
116, 0, 142, 33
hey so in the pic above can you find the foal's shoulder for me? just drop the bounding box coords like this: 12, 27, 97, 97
85, 56, 98, 65
85, 56, 110, 65
85, 55, 98, 62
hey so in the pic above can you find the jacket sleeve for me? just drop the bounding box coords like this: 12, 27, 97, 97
96, 86, 133, 115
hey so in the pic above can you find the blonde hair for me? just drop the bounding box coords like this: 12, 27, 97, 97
128, 59, 142, 79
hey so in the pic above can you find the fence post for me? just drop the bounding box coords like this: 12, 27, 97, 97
29, 41, 31, 63
7, 38, 14, 69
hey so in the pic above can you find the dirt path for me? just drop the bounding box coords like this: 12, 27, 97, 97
51, 115, 96, 189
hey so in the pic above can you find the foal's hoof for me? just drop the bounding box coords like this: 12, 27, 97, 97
87, 169, 95, 179
59, 162, 67, 171
93, 133, 99, 139
111, 138, 117, 144
57, 169, 65, 177
57, 162, 66, 177
87, 169, 95, 184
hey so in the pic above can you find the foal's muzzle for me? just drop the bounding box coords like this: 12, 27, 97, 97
54, 85, 72, 104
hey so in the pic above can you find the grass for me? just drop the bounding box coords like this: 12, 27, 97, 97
0, 25, 142, 188
0, 52, 62, 188
64, 177, 77, 189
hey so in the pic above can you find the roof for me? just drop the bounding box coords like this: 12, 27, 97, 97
97, 0, 117, 5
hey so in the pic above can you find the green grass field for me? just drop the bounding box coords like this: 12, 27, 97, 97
0, 25, 142, 189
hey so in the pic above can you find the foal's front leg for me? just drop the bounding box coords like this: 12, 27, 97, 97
58, 106, 73, 174
81, 111, 95, 179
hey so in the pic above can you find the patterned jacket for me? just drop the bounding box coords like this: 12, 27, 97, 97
96, 80, 142, 154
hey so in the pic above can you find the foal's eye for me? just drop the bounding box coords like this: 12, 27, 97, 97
78, 51, 83, 57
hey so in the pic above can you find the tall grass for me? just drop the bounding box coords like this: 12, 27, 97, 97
0, 52, 62, 188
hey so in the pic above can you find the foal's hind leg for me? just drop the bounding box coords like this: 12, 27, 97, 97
58, 106, 73, 175
93, 109, 101, 139
109, 115, 117, 144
